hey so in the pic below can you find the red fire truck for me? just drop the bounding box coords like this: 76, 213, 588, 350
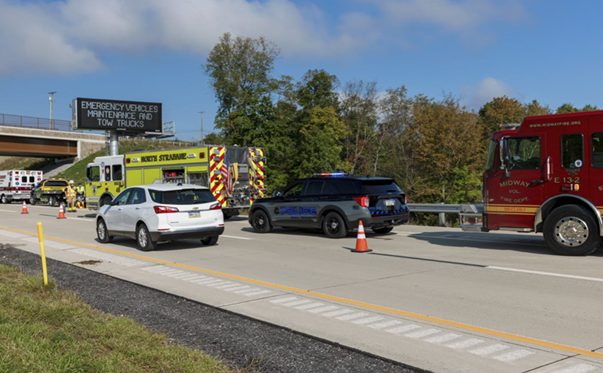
461, 110, 603, 256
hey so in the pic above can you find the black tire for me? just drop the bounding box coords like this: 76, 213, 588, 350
96, 218, 113, 243
543, 205, 601, 256
322, 212, 347, 238
201, 236, 219, 245
373, 226, 394, 234
0, 194, 7, 204
251, 210, 272, 233
29, 195, 36, 205
136, 224, 156, 251
48, 195, 56, 207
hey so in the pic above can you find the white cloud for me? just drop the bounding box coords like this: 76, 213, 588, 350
462, 77, 520, 109
0, 0, 527, 75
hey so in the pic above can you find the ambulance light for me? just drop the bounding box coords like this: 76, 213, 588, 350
199, 152, 205, 159
126, 158, 131, 164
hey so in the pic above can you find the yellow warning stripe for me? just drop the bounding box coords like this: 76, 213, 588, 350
2, 224, 602, 360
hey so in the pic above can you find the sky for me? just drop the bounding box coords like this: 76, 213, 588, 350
1, 0, 602, 141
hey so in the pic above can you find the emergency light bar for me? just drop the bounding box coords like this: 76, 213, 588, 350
314, 172, 347, 177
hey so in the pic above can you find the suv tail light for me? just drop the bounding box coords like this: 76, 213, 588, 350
353, 196, 369, 208
154, 206, 179, 214
403, 194, 408, 204
209, 202, 222, 210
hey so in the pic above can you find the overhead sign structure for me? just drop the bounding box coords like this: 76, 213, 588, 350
72, 98, 162, 134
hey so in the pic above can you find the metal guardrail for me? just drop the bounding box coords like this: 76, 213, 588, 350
0, 113, 77, 132
407, 203, 484, 226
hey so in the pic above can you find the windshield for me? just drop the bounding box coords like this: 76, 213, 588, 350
45, 181, 68, 187
149, 189, 216, 205
361, 180, 402, 194
486, 140, 497, 169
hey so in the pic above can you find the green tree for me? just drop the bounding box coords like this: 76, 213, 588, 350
556, 103, 579, 114
204, 33, 280, 143
525, 100, 551, 117
478, 96, 525, 139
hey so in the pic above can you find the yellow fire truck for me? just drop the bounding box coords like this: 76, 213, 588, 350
85, 146, 266, 218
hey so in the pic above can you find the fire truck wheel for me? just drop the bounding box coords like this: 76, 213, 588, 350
136, 223, 156, 251
251, 210, 272, 233
322, 212, 348, 238
543, 205, 601, 256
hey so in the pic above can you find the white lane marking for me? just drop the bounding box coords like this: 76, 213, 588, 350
308, 305, 338, 314
152, 268, 182, 276
405, 329, 441, 339
214, 283, 244, 290
142, 266, 169, 273
282, 299, 313, 307
270, 296, 298, 304
487, 266, 603, 283
244, 290, 271, 297
368, 320, 403, 330
322, 309, 354, 318
336, 312, 370, 321
224, 285, 252, 292
221, 235, 252, 240
190, 277, 217, 284
195, 279, 223, 285
469, 344, 509, 356
0, 230, 31, 238
386, 324, 420, 335
170, 273, 200, 280
0, 209, 16, 212
446, 338, 485, 349
184, 275, 207, 282
553, 364, 600, 373
353, 316, 384, 325
233, 287, 261, 294
425, 333, 462, 344
206, 281, 231, 287
492, 349, 535, 362
295, 302, 324, 310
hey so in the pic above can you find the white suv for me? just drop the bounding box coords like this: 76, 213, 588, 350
96, 184, 224, 251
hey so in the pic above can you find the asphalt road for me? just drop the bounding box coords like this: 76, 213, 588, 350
1, 202, 602, 373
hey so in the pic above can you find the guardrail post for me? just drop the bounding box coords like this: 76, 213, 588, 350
439, 213, 446, 227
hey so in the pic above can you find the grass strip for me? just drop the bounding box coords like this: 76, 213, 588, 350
0, 264, 236, 373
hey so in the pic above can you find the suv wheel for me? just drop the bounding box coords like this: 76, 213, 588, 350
201, 236, 219, 245
251, 210, 272, 233
29, 195, 36, 205
323, 212, 347, 238
373, 227, 393, 234
96, 219, 113, 243
136, 224, 157, 251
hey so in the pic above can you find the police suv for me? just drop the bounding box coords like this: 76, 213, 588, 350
249, 173, 409, 238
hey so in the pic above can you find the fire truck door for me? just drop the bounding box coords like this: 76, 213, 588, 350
486, 135, 544, 229
544, 132, 589, 200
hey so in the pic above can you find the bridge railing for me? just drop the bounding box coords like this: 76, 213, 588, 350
407, 203, 484, 227
0, 113, 78, 132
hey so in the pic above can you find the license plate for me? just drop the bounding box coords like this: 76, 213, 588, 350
188, 211, 201, 218
384, 199, 396, 206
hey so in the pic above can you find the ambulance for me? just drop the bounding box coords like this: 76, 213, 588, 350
85, 146, 266, 219
0, 170, 44, 204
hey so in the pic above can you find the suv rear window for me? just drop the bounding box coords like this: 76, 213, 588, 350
45, 181, 68, 187
323, 180, 360, 195
149, 189, 216, 205
361, 180, 401, 194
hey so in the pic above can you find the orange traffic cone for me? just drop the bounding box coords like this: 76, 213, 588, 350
352, 220, 372, 253
21, 200, 28, 214
57, 203, 66, 219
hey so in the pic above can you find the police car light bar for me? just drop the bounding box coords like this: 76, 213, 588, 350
314, 172, 347, 177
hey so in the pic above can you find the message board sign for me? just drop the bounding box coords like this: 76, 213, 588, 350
72, 98, 162, 133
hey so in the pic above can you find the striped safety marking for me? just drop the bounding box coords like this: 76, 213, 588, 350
209, 146, 226, 206
269, 296, 539, 365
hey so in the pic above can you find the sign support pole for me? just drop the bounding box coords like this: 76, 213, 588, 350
109, 131, 119, 156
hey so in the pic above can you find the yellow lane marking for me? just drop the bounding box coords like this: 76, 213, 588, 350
1, 225, 602, 360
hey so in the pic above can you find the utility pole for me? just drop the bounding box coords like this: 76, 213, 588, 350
198, 111, 204, 145
48, 91, 57, 130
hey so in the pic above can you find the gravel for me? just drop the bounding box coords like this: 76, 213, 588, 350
0, 245, 427, 373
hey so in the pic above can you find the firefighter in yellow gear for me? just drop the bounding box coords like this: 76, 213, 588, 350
65, 180, 77, 212
76, 182, 85, 208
